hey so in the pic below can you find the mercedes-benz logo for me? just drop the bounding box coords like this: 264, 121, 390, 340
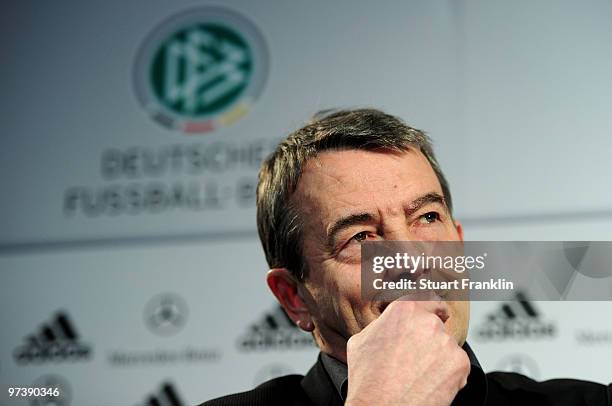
30, 374, 72, 406
144, 293, 188, 336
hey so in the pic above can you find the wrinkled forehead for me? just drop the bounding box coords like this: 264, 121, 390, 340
290, 148, 443, 223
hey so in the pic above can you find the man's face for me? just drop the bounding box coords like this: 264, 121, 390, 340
292, 148, 468, 360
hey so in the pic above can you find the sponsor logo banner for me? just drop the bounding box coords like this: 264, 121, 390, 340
13, 311, 93, 365
496, 353, 540, 379
134, 7, 269, 133
144, 293, 188, 336
474, 292, 556, 341
238, 305, 315, 351
137, 381, 186, 406
109, 294, 221, 367
31, 374, 72, 406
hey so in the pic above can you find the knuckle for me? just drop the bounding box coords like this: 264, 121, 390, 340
461, 352, 471, 369
440, 332, 453, 347
423, 313, 442, 331
401, 300, 416, 312
347, 334, 360, 351
455, 349, 471, 372
388, 299, 414, 315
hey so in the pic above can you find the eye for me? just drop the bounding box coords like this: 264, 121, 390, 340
352, 231, 369, 242
420, 211, 441, 224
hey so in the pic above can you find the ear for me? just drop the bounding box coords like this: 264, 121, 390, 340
454, 219, 464, 242
266, 268, 314, 332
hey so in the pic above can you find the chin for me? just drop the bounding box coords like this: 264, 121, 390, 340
448, 301, 470, 345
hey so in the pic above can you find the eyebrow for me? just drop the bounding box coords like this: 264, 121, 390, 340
406, 192, 447, 215
326, 192, 447, 248
327, 213, 376, 249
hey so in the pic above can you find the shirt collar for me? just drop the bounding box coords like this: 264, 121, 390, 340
319, 341, 487, 405
320, 352, 348, 400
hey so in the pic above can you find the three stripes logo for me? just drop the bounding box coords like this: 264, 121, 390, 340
137, 381, 185, 406
475, 292, 556, 341
238, 305, 315, 351
13, 311, 92, 364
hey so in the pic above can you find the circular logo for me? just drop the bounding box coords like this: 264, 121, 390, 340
31, 375, 72, 406
144, 293, 188, 336
496, 354, 540, 379
134, 7, 269, 133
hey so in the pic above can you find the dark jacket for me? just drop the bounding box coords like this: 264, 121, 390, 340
200, 353, 611, 406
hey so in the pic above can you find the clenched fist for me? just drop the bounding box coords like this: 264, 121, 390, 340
345, 300, 471, 406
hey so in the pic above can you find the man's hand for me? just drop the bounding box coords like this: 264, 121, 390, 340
345, 300, 470, 406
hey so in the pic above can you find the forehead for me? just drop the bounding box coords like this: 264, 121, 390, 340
295, 148, 441, 197
292, 148, 443, 220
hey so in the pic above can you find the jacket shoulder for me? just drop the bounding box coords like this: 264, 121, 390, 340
486, 371, 611, 405
198, 374, 311, 406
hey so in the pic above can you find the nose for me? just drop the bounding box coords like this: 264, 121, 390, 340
381, 243, 430, 283
382, 219, 418, 242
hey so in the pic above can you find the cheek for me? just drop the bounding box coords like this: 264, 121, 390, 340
331, 266, 362, 303
413, 221, 459, 240
320, 267, 366, 316
447, 301, 470, 343
334, 268, 378, 329
309, 271, 344, 315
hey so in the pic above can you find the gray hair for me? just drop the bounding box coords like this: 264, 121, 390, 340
256, 108, 452, 280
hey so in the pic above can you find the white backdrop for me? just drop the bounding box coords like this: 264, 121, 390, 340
1, 1, 611, 405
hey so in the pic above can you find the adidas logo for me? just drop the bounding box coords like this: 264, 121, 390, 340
13, 311, 92, 364
475, 292, 556, 341
138, 381, 185, 406
238, 305, 315, 351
